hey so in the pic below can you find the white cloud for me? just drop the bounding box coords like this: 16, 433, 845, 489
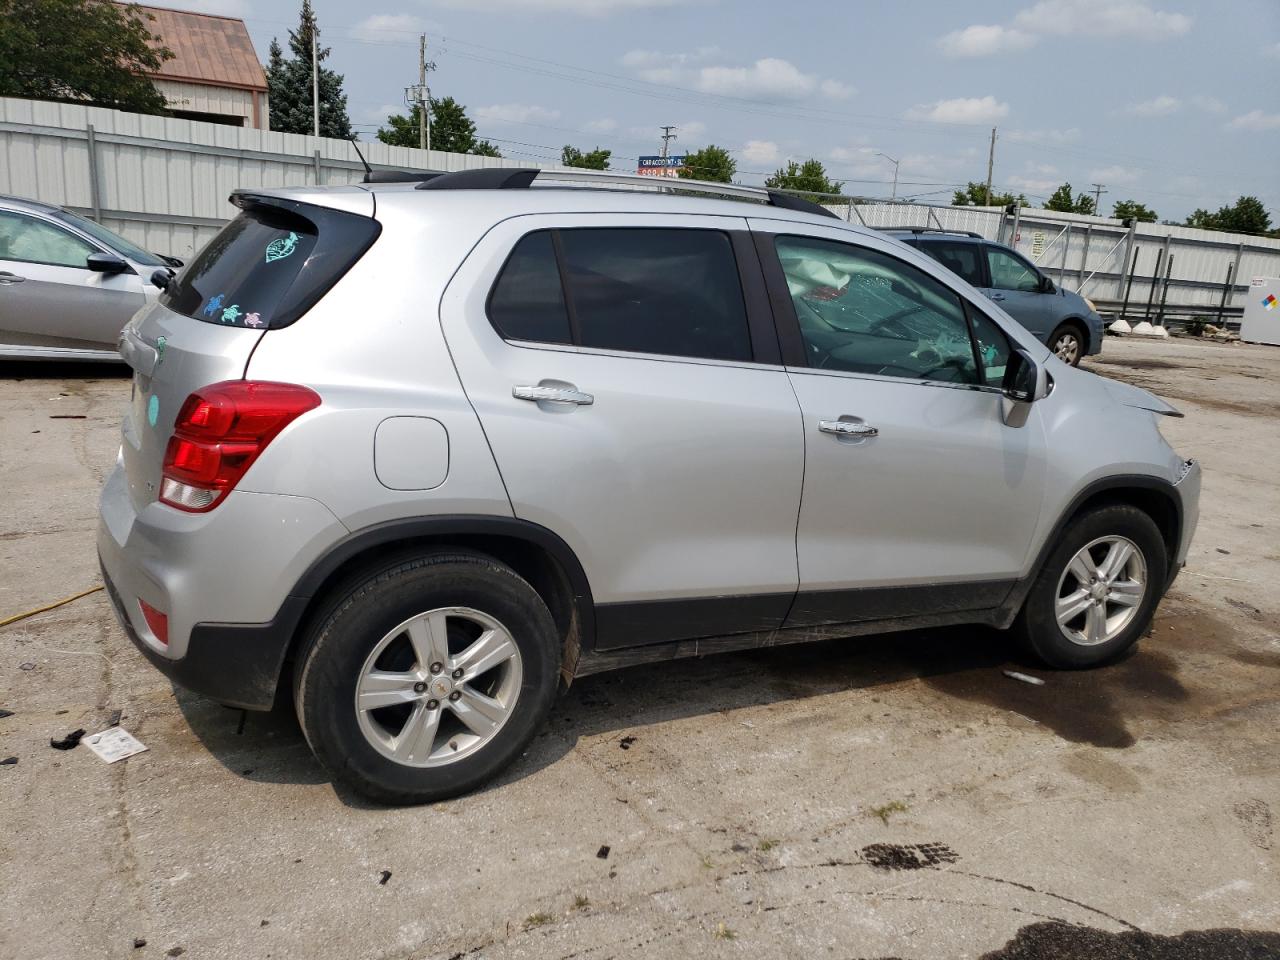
363, 103, 404, 124
1014, 0, 1191, 39
1190, 95, 1228, 114
352, 13, 429, 40
435, 0, 693, 12
828, 145, 876, 164
696, 58, 817, 99
474, 103, 562, 124
741, 140, 780, 165
584, 118, 618, 133
820, 78, 855, 100
938, 24, 1036, 57
905, 96, 1009, 125
1227, 110, 1280, 131
1123, 95, 1181, 117
1090, 165, 1142, 184
1006, 127, 1081, 143
1007, 175, 1061, 194
620, 47, 720, 69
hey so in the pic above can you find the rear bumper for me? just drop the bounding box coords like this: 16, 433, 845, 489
96, 454, 347, 708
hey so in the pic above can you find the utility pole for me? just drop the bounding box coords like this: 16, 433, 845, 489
983, 126, 997, 206
405, 36, 435, 154
660, 125, 677, 160
311, 27, 319, 137
876, 152, 900, 201
1090, 182, 1108, 214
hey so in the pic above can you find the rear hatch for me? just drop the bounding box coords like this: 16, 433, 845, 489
116, 190, 380, 511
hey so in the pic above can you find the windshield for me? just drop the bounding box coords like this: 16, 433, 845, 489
54, 210, 167, 267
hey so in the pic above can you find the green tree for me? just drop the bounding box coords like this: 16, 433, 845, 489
952, 181, 1021, 207
377, 98, 500, 156
560, 144, 611, 169
1112, 199, 1158, 222
678, 145, 736, 183
0, 0, 173, 114
765, 159, 843, 200
266, 1, 351, 138
1185, 196, 1273, 236
1045, 182, 1096, 215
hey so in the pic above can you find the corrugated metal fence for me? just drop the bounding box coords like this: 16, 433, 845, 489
3, 96, 1276, 322
828, 200, 1280, 320
0, 96, 525, 260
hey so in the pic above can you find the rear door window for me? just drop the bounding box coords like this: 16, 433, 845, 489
986, 246, 1042, 293
917, 240, 985, 287
0, 211, 96, 268
161, 199, 379, 329
486, 227, 753, 363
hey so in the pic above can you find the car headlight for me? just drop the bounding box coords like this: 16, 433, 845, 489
1084, 297, 1099, 313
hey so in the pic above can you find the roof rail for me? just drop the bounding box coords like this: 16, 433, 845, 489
363, 170, 443, 184
883, 226, 984, 239
415, 166, 840, 219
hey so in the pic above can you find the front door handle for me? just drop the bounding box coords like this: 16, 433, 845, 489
819, 419, 879, 438
0, 272, 25, 284
513, 384, 594, 406
989, 292, 1006, 301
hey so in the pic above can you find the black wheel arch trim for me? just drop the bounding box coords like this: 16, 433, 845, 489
997, 473, 1183, 626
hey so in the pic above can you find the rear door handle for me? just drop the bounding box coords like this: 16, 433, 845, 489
819, 419, 878, 438
512, 384, 594, 406
0, 272, 25, 284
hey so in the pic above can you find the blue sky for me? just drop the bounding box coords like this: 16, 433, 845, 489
166, 0, 1277, 221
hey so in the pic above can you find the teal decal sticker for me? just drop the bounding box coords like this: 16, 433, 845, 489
155, 335, 167, 366
221, 304, 242, 324
147, 394, 159, 427
202, 293, 225, 317
265, 231, 299, 263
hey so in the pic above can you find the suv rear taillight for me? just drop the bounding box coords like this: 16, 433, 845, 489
160, 381, 320, 512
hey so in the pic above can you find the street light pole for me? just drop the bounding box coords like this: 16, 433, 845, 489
877, 152, 900, 201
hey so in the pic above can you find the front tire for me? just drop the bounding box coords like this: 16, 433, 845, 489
294, 551, 560, 804
1050, 323, 1085, 366
1012, 505, 1167, 669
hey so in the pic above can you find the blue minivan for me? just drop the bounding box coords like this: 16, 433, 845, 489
889, 228, 1105, 366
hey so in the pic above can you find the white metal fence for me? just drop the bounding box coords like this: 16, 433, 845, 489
827, 200, 1280, 320
0, 96, 524, 260
2, 96, 1276, 322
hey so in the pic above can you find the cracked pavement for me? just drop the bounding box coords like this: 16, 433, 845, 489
1, 337, 1278, 959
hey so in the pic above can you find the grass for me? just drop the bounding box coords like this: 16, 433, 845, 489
757, 839, 779, 851
573, 894, 590, 909
524, 912, 554, 928
870, 800, 909, 825
700, 854, 714, 869
713, 922, 737, 941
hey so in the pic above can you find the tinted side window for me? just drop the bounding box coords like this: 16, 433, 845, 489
488, 231, 571, 344
918, 240, 985, 287
987, 246, 1041, 293
559, 228, 751, 362
0, 211, 95, 268
775, 235, 980, 385
967, 308, 1012, 387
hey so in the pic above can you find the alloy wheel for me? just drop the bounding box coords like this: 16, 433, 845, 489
354, 607, 523, 767
1054, 536, 1147, 646
1053, 332, 1081, 364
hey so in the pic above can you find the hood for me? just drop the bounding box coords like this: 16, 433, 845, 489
1103, 378, 1183, 418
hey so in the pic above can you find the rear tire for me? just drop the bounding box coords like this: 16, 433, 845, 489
294, 551, 559, 804
1012, 504, 1166, 669
1049, 323, 1086, 366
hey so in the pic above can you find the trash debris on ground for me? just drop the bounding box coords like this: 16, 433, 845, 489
108, 709, 122, 727
48, 414, 87, 419
83, 728, 147, 763
19, 663, 35, 671
1, 585, 105, 628
618, 735, 637, 750
132, 938, 146, 950
1, 757, 17, 766
596, 845, 611, 860
1003, 670, 1046, 686
49, 729, 85, 750
1216, 548, 1231, 554
378, 870, 392, 885
0, 708, 13, 719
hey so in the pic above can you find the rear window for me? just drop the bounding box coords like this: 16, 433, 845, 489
917, 240, 985, 287
162, 198, 379, 329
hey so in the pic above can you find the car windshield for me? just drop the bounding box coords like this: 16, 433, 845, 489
53, 210, 167, 267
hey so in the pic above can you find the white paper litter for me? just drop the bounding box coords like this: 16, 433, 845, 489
1002, 670, 1046, 686
83, 727, 148, 763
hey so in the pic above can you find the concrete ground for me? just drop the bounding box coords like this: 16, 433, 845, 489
1, 336, 1278, 960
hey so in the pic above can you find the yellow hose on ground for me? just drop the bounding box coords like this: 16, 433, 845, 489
0, 586, 105, 628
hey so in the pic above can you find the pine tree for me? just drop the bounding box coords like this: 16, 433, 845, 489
265, 1, 352, 138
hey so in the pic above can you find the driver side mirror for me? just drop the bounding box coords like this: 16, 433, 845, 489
1040, 275, 1055, 294
86, 252, 128, 275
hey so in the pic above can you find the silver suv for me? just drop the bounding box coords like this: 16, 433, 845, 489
98, 169, 1201, 804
